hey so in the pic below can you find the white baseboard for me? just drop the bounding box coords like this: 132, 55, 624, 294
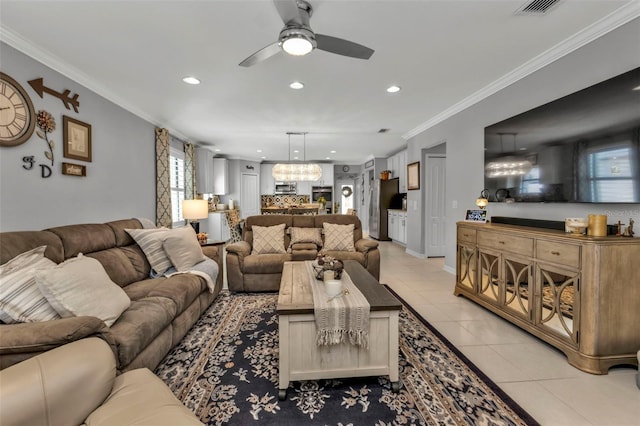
443, 265, 455, 275
405, 249, 426, 259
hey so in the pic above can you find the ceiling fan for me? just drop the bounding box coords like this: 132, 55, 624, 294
239, 0, 374, 67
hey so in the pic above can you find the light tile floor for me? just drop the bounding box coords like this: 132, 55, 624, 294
378, 240, 640, 426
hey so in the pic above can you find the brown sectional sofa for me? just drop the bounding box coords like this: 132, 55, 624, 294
226, 214, 379, 292
0, 337, 203, 426
0, 219, 223, 372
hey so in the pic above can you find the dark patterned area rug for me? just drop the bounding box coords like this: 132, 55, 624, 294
155, 289, 538, 425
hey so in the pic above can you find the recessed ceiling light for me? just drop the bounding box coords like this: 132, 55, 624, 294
182, 76, 200, 85
293, 150, 299, 153
330, 150, 336, 154
257, 149, 262, 153
214, 148, 221, 152
325, 157, 331, 160
386, 85, 401, 93
289, 81, 305, 90
633, 85, 640, 91
261, 156, 266, 159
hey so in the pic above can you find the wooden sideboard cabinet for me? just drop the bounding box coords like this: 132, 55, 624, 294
455, 222, 640, 374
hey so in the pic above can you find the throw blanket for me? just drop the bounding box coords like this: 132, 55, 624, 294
304, 261, 370, 349
165, 258, 219, 293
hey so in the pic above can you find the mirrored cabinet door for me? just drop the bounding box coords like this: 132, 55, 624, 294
536, 264, 579, 345
478, 250, 500, 305
457, 245, 477, 292
503, 257, 533, 320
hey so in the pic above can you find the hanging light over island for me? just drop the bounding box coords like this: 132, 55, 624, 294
272, 132, 322, 181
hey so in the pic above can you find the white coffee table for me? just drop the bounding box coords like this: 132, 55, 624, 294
276, 260, 401, 400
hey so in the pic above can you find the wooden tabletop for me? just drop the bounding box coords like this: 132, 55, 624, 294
277, 260, 402, 315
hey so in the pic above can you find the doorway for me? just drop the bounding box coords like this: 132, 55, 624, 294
340, 184, 354, 214
240, 173, 259, 218
424, 155, 446, 257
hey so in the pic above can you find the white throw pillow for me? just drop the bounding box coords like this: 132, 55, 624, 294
126, 227, 173, 275
36, 255, 130, 327
163, 226, 206, 272
0, 246, 60, 323
251, 223, 287, 255
323, 223, 356, 252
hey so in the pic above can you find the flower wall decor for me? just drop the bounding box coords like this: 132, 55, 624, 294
36, 110, 55, 166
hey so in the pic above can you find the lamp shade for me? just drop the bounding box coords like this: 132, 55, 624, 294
272, 163, 322, 181
475, 189, 489, 209
182, 199, 208, 220
475, 197, 489, 209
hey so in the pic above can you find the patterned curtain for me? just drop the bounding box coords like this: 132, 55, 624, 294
184, 143, 196, 200
155, 128, 172, 227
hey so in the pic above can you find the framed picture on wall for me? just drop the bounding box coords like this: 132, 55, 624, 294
63, 116, 92, 162
407, 161, 420, 190
61, 162, 86, 177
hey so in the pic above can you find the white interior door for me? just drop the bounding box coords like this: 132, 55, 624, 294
425, 156, 446, 257
240, 173, 259, 218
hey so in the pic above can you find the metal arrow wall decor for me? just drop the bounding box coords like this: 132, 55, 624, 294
28, 78, 80, 113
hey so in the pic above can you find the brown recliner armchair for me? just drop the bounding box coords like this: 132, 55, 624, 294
225, 214, 380, 292
0, 337, 202, 426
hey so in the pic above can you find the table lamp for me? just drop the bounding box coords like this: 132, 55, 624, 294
182, 199, 208, 234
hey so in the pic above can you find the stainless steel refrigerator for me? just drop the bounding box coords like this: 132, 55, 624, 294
368, 178, 399, 240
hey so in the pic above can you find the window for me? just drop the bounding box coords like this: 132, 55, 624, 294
170, 147, 185, 227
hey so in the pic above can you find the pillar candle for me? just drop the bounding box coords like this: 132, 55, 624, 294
588, 214, 607, 237
323, 270, 334, 282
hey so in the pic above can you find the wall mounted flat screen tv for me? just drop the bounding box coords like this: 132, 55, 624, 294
484, 67, 640, 203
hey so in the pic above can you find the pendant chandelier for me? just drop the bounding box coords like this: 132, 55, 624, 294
272, 132, 322, 181
485, 132, 533, 178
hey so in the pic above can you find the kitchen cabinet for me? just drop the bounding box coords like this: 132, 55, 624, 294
195, 148, 214, 194
388, 210, 406, 244
386, 150, 407, 193
297, 181, 311, 197
387, 210, 400, 241
312, 164, 334, 186
387, 156, 398, 179
212, 158, 229, 195
398, 150, 407, 193
387, 211, 396, 240
455, 222, 640, 374
260, 164, 275, 194
205, 212, 230, 242
398, 211, 407, 244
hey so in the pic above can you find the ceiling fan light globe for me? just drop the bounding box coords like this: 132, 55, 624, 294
282, 36, 314, 56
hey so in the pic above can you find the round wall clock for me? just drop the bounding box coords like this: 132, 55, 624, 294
0, 72, 36, 147
342, 165, 350, 172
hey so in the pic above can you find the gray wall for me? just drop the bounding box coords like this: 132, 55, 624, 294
0, 43, 156, 231
406, 18, 640, 271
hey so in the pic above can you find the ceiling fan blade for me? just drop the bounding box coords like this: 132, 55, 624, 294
273, 0, 303, 26
239, 42, 281, 67
315, 34, 374, 60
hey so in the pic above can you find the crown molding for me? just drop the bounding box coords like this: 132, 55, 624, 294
403, 2, 640, 140
0, 26, 190, 141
